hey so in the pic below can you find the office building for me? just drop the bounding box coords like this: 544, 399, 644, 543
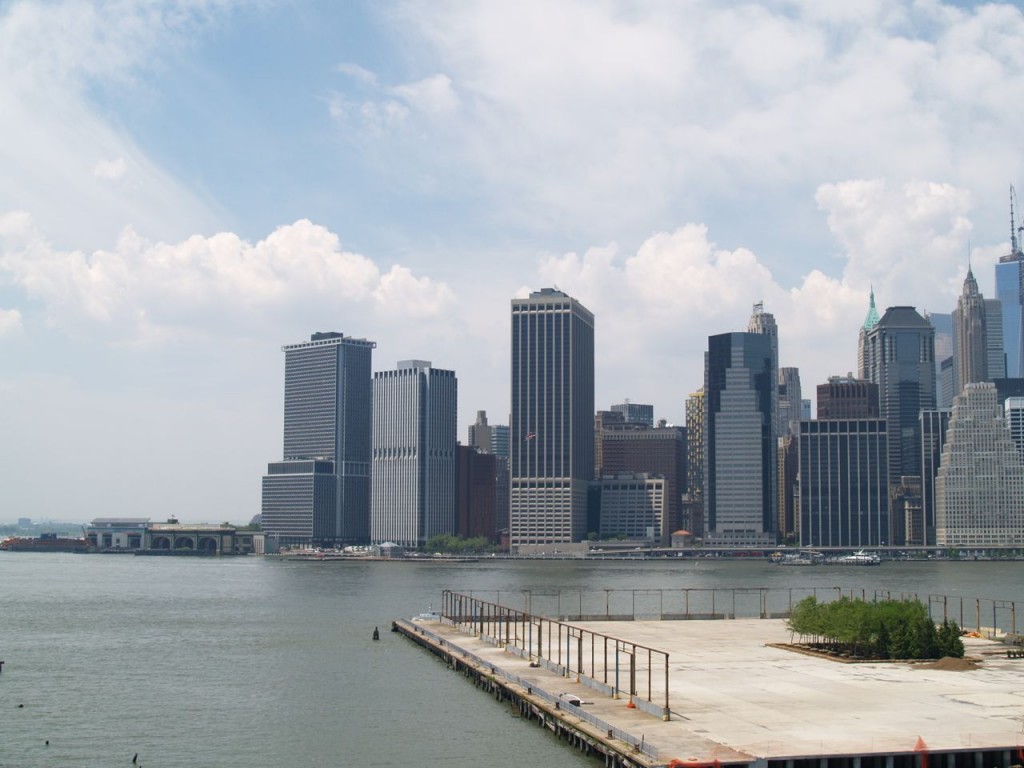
1006, 397, 1024, 461
859, 305, 936, 483
610, 401, 654, 428
599, 424, 685, 542
262, 332, 375, 545
799, 419, 889, 548
919, 409, 951, 546
857, 287, 882, 380
704, 332, 776, 546
777, 367, 802, 437
817, 376, 879, 419
371, 361, 457, 548
928, 311, 953, 408
597, 473, 666, 540
952, 267, 1004, 394
509, 289, 595, 550
468, 410, 509, 459
457, 446, 498, 542
935, 383, 1024, 547
777, 435, 798, 542
996, 191, 1024, 377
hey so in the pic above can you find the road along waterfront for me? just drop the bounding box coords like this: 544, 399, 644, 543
1, 554, 1022, 767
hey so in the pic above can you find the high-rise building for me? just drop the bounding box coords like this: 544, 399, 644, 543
748, 303, 780, 533
857, 287, 882, 379
997, 189, 1024, 378
261, 332, 375, 546
777, 367, 802, 437
457, 446, 497, 542
599, 424, 685, 542
468, 410, 510, 459
859, 305, 937, 483
509, 288, 595, 550
370, 360, 457, 548
817, 376, 879, 419
799, 419, 889, 548
610, 401, 654, 428
935, 383, 1024, 547
919, 409, 951, 546
704, 332, 776, 546
927, 311, 953, 408
952, 267, 1004, 394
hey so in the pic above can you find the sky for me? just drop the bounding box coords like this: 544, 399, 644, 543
2, 0, 1023, 525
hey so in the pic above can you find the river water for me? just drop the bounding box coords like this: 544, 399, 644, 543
2, 554, 1022, 767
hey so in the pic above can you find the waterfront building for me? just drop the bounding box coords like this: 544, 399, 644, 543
685, 389, 704, 497
457, 446, 498, 543
86, 518, 150, 550
777, 367, 802, 437
816, 375, 879, 419
859, 305, 936, 484
747, 302, 780, 534
371, 360, 457, 548
610, 401, 654, 428
703, 331, 776, 546
798, 419, 889, 548
509, 289, 595, 550
596, 473, 666, 540
919, 409, 951, 546
935, 382, 1024, 547
599, 424, 685, 542
952, 267, 1005, 394
262, 332, 375, 546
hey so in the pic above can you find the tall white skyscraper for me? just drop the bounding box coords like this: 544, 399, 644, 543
510, 289, 595, 551
935, 383, 1024, 547
370, 360, 457, 548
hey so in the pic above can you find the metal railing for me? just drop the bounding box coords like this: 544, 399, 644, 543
441, 590, 671, 719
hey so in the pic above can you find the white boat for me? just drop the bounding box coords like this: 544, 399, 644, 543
832, 550, 882, 566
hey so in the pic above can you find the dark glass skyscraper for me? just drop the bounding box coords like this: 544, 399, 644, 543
509, 289, 594, 550
859, 306, 936, 483
262, 332, 375, 545
704, 332, 776, 546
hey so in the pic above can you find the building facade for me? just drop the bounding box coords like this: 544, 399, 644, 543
370, 361, 457, 548
704, 332, 776, 546
610, 401, 654, 428
597, 473, 666, 540
935, 383, 1024, 547
262, 332, 375, 546
952, 267, 1004, 394
798, 419, 889, 548
509, 289, 595, 550
457, 446, 498, 542
817, 376, 879, 419
777, 367, 802, 437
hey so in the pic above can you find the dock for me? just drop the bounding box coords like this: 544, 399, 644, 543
394, 597, 1024, 768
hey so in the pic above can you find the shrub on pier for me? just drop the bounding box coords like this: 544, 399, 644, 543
786, 596, 964, 660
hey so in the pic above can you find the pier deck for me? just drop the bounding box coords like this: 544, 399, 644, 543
397, 616, 1024, 766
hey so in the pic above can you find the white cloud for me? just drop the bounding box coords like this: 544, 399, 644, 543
390, 74, 459, 115
0, 215, 455, 342
0, 307, 21, 335
93, 157, 127, 180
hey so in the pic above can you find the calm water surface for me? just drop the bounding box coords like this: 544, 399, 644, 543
1, 554, 1022, 767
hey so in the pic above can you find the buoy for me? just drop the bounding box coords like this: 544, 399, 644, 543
372, 627, 380, 641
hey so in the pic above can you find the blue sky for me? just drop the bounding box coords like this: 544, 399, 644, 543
1, 0, 1023, 524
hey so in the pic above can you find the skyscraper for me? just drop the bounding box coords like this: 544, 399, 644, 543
468, 410, 510, 459
952, 266, 1004, 394
262, 332, 375, 545
799, 418, 889, 548
509, 288, 595, 550
996, 188, 1024, 377
857, 287, 882, 380
370, 360, 457, 548
859, 306, 936, 483
777, 367, 802, 437
935, 383, 1024, 547
704, 331, 776, 546
817, 375, 879, 419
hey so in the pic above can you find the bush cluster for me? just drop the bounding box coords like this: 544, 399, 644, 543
786, 596, 964, 660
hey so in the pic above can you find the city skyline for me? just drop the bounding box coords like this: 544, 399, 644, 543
4, 1, 1024, 523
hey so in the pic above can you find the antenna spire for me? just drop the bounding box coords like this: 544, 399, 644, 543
1012, 185, 1020, 255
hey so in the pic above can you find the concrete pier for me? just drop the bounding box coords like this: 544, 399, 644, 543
395, 614, 1024, 768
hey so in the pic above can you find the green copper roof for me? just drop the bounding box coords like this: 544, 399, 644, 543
862, 287, 880, 330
